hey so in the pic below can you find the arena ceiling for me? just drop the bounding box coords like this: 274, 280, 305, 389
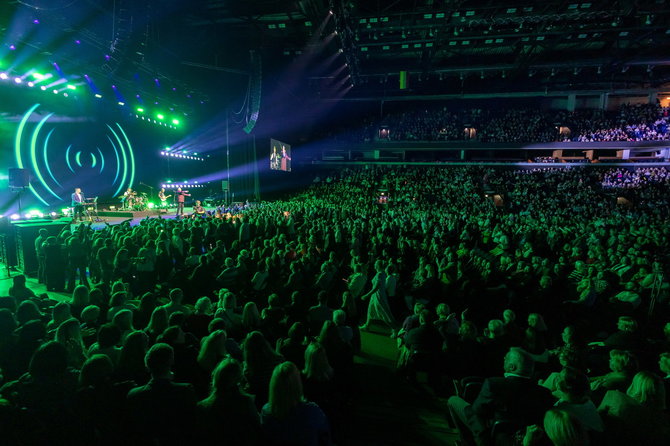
3, 0, 670, 103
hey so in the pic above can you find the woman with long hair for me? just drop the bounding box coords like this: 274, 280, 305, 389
243, 331, 284, 408
197, 358, 260, 445
144, 306, 169, 343
360, 259, 395, 332
261, 361, 331, 446
197, 330, 229, 374
115, 330, 150, 385
55, 318, 88, 368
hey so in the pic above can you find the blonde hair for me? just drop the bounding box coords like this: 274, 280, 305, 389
626, 371, 666, 410
303, 342, 333, 382
543, 408, 588, 446
197, 330, 227, 372
268, 361, 304, 419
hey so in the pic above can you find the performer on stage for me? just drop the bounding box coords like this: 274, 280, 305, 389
192, 200, 206, 218
175, 188, 190, 217
123, 188, 136, 209
270, 145, 280, 170
71, 187, 85, 222
158, 187, 172, 209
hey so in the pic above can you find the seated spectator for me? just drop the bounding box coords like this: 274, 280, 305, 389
590, 349, 638, 396
302, 342, 336, 413
126, 343, 197, 445
115, 330, 150, 385
162, 288, 192, 317
88, 323, 122, 366
448, 347, 555, 446
243, 331, 284, 408
523, 408, 590, 446
553, 367, 604, 433
8, 275, 37, 304
277, 322, 309, 371
55, 318, 88, 369
70, 285, 90, 319
332, 310, 353, 345
197, 358, 261, 446
185, 296, 214, 339
261, 361, 331, 446
598, 371, 669, 445
112, 309, 135, 343
197, 329, 229, 376
144, 306, 169, 344
308, 291, 334, 336
107, 291, 135, 321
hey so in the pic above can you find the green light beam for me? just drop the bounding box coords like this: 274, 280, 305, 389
30, 113, 61, 200
97, 148, 105, 173
43, 128, 62, 188
75, 151, 82, 167
106, 135, 121, 188
65, 145, 75, 173
116, 123, 135, 189
15, 104, 49, 206
91, 153, 97, 168
107, 125, 128, 197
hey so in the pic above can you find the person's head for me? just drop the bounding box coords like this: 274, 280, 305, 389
147, 306, 168, 333
617, 316, 637, 332
436, 303, 451, 319
502, 309, 516, 324
205, 358, 244, 403
459, 320, 477, 339
79, 354, 114, 388
75, 187, 81, 194
303, 342, 333, 381
38, 228, 48, 238
543, 408, 588, 446
168, 311, 186, 327
659, 352, 670, 376
169, 288, 184, 304
609, 349, 637, 373
120, 330, 149, 363
55, 318, 82, 345
198, 329, 227, 370
413, 302, 426, 315
97, 323, 122, 349
108, 291, 127, 308
528, 313, 548, 331
12, 274, 27, 287
418, 309, 432, 325
487, 319, 504, 339
80, 305, 100, 324
317, 290, 328, 305
243, 331, 276, 369
561, 325, 582, 346
268, 361, 304, 419
503, 347, 534, 378
318, 320, 340, 345
29, 341, 68, 380
208, 318, 226, 333
145, 343, 174, 378
332, 309, 347, 326
195, 297, 212, 315
626, 371, 666, 410
113, 309, 134, 332
242, 302, 260, 327
556, 367, 590, 403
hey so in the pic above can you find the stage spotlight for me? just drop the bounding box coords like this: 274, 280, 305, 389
63, 92, 68, 97
172, 119, 179, 125
14, 77, 22, 83
329, 10, 333, 15
27, 81, 34, 87
9, 45, 16, 51
50, 212, 57, 217
118, 101, 125, 106
137, 107, 144, 113
32, 73, 45, 79
53, 89, 58, 94
157, 114, 164, 120
0, 73, 8, 80
40, 86, 47, 90
94, 93, 102, 98
10, 214, 20, 220
66, 84, 76, 90
147, 202, 155, 209
61, 208, 70, 215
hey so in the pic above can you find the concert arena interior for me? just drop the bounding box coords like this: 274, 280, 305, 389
1, 1, 670, 445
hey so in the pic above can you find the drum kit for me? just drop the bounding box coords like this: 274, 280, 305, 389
119, 192, 149, 211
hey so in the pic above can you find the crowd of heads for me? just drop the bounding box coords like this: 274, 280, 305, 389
323, 102, 670, 144
1, 163, 670, 445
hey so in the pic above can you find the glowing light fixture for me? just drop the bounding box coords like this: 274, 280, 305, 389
172, 118, 179, 125
156, 113, 164, 120
94, 93, 102, 98
0, 73, 8, 80
66, 84, 76, 90
14, 77, 22, 84
118, 101, 125, 106
32, 73, 45, 79
137, 107, 144, 113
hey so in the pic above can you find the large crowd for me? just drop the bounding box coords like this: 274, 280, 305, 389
1, 164, 670, 445
323, 103, 670, 144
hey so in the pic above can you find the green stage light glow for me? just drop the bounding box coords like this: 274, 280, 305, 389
147, 202, 155, 209
156, 113, 164, 120
30, 112, 61, 200
32, 73, 45, 79
94, 93, 102, 98
137, 107, 144, 113
15, 104, 48, 205
172, 118, 179, 125
66, 84, 76, 90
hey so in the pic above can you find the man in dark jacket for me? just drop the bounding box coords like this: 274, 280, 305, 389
126, 343, 197, 445
448, 347, 555, 446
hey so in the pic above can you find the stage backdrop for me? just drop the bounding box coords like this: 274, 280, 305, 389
0, 86, 200, 214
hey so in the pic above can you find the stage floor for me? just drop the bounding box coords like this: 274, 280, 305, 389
69, 206, 220, 230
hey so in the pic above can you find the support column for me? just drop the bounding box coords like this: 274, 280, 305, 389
567, 94, 576, 112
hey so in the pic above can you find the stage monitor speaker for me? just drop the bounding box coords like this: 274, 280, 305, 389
8, 168, 30, 188
14, 221, 69, 276
222, 180, 229, 191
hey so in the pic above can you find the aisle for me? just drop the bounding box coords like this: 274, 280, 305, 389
345, 323, 458, 446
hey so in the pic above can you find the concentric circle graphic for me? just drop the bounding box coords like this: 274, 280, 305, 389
14, 103, 135, 205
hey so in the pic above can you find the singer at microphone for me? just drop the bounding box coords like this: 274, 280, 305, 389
175, 187, 191, 218
71, 187, 85, 222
